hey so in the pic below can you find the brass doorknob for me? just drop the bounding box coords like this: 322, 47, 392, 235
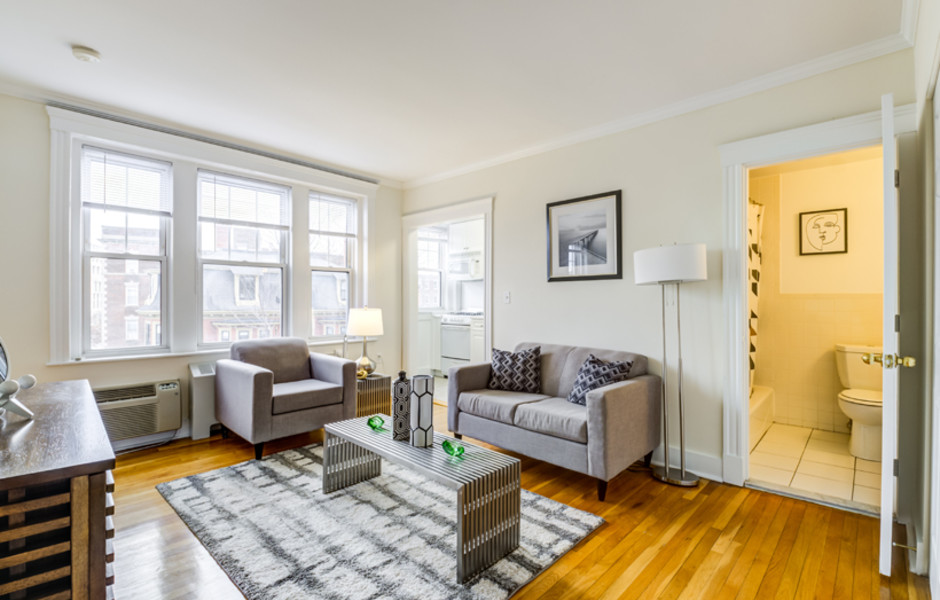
861, 353, 883, 365
899, 356, 917, 368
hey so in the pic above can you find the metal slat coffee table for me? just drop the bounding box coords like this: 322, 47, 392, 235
323, 416, 521, 583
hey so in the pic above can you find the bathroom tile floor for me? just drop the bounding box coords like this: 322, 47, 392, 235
748, 422, 881, 513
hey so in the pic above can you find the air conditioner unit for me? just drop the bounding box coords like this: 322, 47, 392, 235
93, 379, 181, 451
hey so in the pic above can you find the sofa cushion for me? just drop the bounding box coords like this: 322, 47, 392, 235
567, 354, 634, 406
271, 379, 343, 415
457, 389, 549, 425
557, 346, 646, 399
513, 397, 588, 443
488, 346, 541, 393
232, 337, 312, 384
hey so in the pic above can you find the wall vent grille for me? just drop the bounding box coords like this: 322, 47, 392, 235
100, 402, 158, 441
93, 384, 156, 403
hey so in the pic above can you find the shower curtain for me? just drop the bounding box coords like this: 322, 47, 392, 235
747, 200, 764, 391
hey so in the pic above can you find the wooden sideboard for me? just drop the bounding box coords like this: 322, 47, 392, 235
0, 380, 116, 599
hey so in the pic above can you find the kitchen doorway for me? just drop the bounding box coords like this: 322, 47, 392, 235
402, 198, 493, 404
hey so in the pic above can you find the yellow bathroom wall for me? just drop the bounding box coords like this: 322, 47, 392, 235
751, 147, 883, 433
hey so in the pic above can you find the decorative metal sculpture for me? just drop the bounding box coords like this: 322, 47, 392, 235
409, 374, 434, 447
393, 371, 411, 441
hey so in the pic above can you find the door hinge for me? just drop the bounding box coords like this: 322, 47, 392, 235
894, 459, 900, 476
895, 314, 901, 332
895, 169, 901, 188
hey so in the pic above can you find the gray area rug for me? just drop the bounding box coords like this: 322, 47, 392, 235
157, 444, 604, 600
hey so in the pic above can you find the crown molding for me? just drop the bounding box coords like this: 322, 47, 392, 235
900, 0, 920, 45
0, 79, 403, 190
405, 33, 913, 190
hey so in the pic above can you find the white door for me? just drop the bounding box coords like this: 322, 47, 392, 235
879, 92, 899, 576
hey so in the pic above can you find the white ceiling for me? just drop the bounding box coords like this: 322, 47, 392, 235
0, 1, 911, 186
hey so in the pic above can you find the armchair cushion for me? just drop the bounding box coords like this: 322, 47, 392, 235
271, 379, 344, 415
457, 389, 549, 425
231, 337, 311, 384
514, 397, 588, 443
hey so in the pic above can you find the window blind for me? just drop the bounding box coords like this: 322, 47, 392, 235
81, 146, 172, 215
198, 170, 290, 228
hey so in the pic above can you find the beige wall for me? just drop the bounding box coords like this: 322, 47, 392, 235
750, 149, 883, 434
402, 50, 915, 470
0, 94, 403, 434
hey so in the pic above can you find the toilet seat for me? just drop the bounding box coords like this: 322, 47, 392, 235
839, 388, 882, 406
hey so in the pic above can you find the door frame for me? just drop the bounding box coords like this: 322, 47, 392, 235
401, 196, 494, 374
718, 104, 916, 486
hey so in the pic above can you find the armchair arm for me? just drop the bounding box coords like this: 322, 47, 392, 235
585, 374, 661, 480
215, 358, 274, 444
447, 362, 492, 433
309, 353, 357, 419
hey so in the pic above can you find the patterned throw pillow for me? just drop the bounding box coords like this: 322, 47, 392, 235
488, 346, 541, 393
567, 354, 634, 406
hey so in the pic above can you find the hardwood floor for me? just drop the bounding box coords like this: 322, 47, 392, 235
111, 406, 931, 599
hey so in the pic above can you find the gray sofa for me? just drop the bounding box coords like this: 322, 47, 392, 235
447, 342, 661, 500
216, 337, 356, 459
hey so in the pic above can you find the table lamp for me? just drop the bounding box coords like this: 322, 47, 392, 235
346, 307, 383, 375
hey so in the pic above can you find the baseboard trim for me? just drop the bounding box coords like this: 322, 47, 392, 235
650, 446, 724, 484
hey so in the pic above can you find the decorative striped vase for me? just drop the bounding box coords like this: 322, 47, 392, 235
409, 375, 434, 447
393, 371, 411, 442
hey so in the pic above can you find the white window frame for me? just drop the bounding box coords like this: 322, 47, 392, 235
48, 107, 376, 364
196, 170, 291, 348
309, 193, 359, 341
416, 230, 446, 311
79, 146, 172, 358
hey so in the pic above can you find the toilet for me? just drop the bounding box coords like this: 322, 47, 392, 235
835, 343, 883, 461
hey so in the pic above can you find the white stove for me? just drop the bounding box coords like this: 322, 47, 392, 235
441, 311, 483, 326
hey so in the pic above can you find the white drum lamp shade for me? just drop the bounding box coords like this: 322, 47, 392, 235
634, 243, 707, 285
346, 307, 384, 337
346, 307, 383, 375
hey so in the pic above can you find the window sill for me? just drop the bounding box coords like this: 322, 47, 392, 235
47, 339, 350, 366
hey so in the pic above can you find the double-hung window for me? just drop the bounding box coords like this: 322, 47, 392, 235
309, 192, 357, 339
81, 147, 171, 354
197, 171, 290, 345
416, 227, 446, 310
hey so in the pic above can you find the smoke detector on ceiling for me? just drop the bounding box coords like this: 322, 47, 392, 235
71, 45, 101, 63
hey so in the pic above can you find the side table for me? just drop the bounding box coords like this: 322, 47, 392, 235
356, 373, 391, 417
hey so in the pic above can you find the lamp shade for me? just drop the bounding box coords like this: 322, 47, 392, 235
346, 307, 384, 337
634, 243, 707, 285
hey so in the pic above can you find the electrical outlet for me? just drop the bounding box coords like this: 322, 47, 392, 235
503, 291, 511, 304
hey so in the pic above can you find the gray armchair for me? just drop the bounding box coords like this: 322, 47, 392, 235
215, 337, 356, 459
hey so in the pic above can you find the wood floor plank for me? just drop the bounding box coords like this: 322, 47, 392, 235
108, 406, 930, 600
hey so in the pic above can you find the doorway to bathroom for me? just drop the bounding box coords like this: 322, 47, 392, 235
744, 145, 885, 514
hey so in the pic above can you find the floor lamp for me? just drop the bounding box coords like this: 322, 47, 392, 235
634, 243, 707, 487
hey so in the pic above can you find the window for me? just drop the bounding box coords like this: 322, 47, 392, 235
197, 171, 289, 345
50, 108, 375, 363
310, 193, 357, 338
124, 282, 139, 307
81, 147, 170, 354
417, 227, 446, 310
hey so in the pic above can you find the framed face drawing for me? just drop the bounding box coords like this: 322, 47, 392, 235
799, 208, 847, 256
546, 190, 622, 281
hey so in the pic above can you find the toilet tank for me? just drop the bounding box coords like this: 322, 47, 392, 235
835, 343, 883, 390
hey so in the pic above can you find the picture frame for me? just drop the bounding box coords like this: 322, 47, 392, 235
799, 207, 848, 256
546, 190, 622, 282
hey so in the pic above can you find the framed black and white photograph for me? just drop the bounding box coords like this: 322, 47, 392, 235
546, 190, 622, 281
799, 207, 847, 256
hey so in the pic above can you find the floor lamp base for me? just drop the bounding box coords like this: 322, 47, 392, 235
652, 465, 700, 487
